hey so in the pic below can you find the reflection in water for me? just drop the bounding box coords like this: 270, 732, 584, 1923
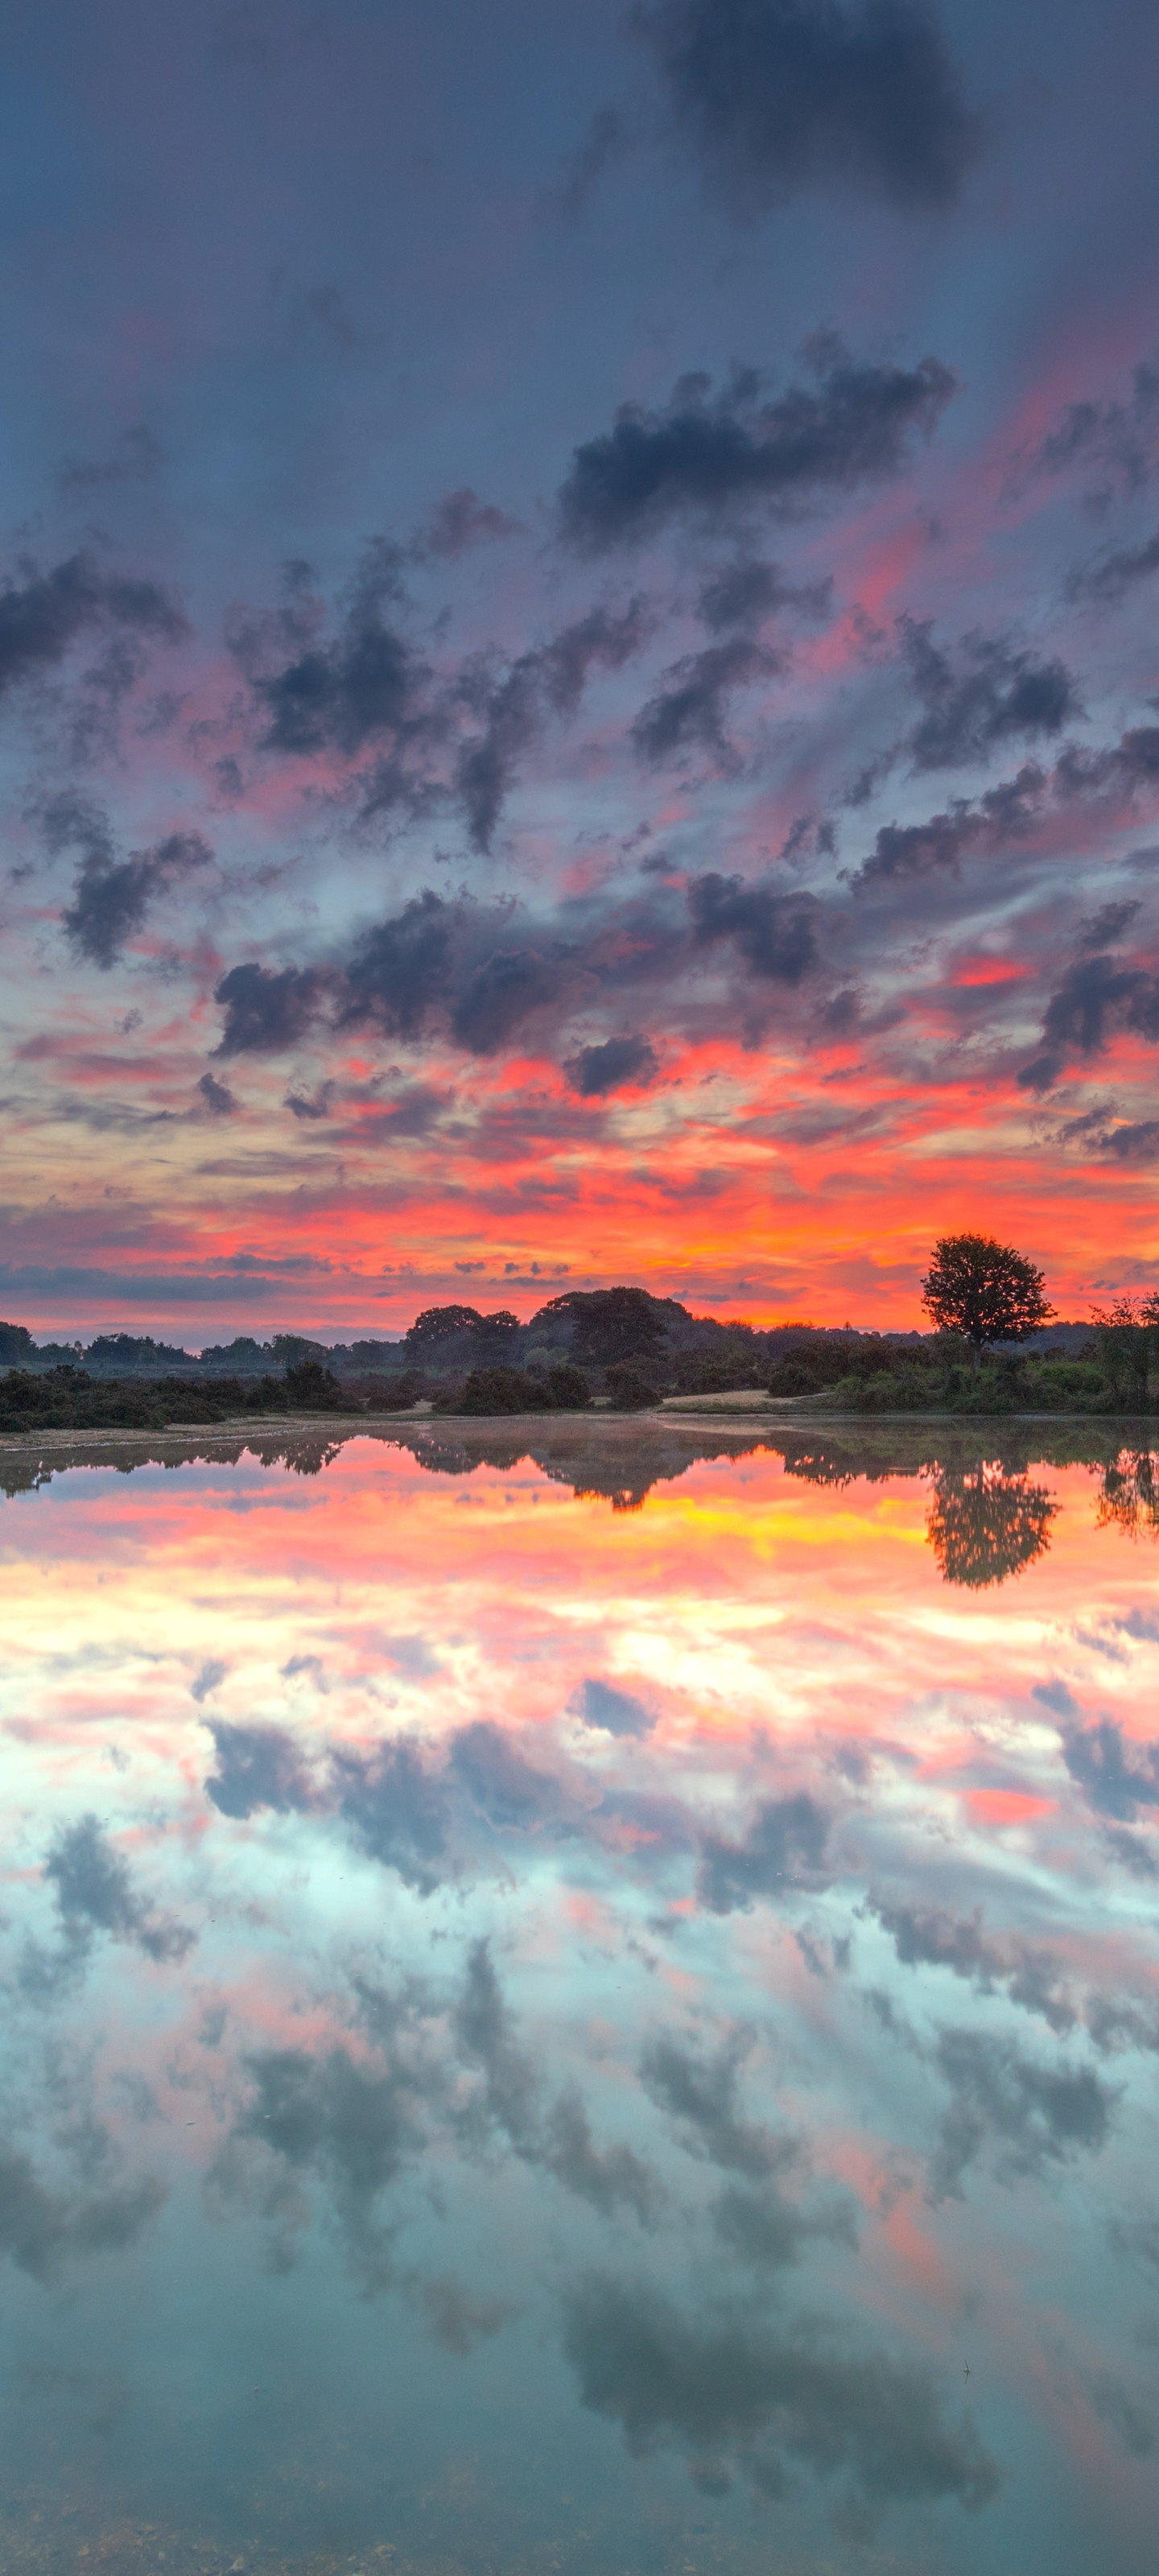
926, 1461, 1059, 1588
1095, 1448, 1159, 1538
1, 1428, 1158, 2572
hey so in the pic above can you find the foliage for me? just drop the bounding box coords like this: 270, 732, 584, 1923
604, 1360, 662, 1409
0, 1320, 35, 1365
537, 1288, 672, 1369
1089, 1296, 1157, 1406
920, 1233, 1054, 1361
1094, 1447, 1159, 1537
926, 1462, 1058, 1587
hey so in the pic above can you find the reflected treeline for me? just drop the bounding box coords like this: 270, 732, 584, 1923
3, 1418, 1158, 1583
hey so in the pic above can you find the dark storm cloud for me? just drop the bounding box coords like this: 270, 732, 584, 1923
561, 2273, 998, 2509
1066, 526, 1159, 605
640, 2032, 798, 2176
453, 1941, 658, 2219
637, 0, 980, 217
418, 489, 520, 559
333, 1740, 452, 1893
1017, 953, 1159, 1093
564, 1034, 659, 1097
697, 1791, 831, 1912
557, 344, 955, 550
1058, 1717, 1159, 1820
687, 873, 819, 983
698, 555, 832, 629
901, 619, 1081, 770
632, 638, 781, 765
203, 1719, 316, 1818
62, 828, 212, 968
0, 2143, 164, 2284
212, 960, 332, 1056
572, 1677, 654, 1736
930, 2030, 1116, 2201
43, 1816, 194, 1963
0, 551, 185, 701
449, 1721, 563, 1828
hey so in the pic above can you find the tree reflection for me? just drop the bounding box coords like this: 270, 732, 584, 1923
1094, 1448, 1159, 1538
926, 1459, 1059, 1587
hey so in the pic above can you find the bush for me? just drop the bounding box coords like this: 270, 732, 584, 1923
546, 1363, 592, 1410
604, 1361, 661, 1410
453, 1366, 542, 1415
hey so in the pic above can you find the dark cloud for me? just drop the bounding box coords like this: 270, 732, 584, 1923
197, 1071, 238, 1116
565, 1035, 659, 1098
456, 600, 649, 848
544, 105, 633, 223
449, 1720, 563, 1827
871, 1900, 1074, 2034
632, 637, 781, 765
687, 873, 819, 983
561, 2273, 998, 2510
236, 544, 428, 762
419, 488, 521, 559
697, 1791, 830, 1912
450, 946, 568, 1054
0, 2143, 164, 2285
930, 2030, 1116, 2201
1054, 724, 1159, 799
414, 2271, 516, 2354
334, 1740, 452, 1893
637, 0, 979, 217
1017, 953, 1159, 1093
454, 1941, 656, 2218
1059, 1717, 1159, 1821
1067, 526, 1159, 605
43, 1816, 194, 1963
203, 1719, 316, 1818
61, 828, 212, 969
191, 1657, 229, 1702
901, 619, 1081, 770
712, 2178, 855, 2268
572, 1675, 655, 1733
1012, 357, 1159, 497
853, 762, 1046, 888
1079, 899, 1141, 947
342, 888, 456, 1038
233, 2037, 438, 2281
698, 555, 832, 629
640, 2032, 798, 2176
557, 345, 955, 550
212, 960, 332, 1057
0, 551, 185, 700
1091, 1120, 1159, 1162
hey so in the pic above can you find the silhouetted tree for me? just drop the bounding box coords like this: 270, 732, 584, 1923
926, 1460, 1058, 1587
921, 1234, 1054, 1373
538, 1288, 671, 1370
1090, 1297, 1156, 1407
1094, 1448, 1159, 1537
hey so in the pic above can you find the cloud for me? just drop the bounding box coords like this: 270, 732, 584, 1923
712, 2178, 854, 2267
870, 1900, 1074, 2034
449, 1720, 563, 1827
571, 1675, 655, 1732
901, 619, 1080, 770
930, 2030, 1116, 2200
197, 1071, 238, 1116
60, 828, 212, 968
564, 1035, 659, 1098
237, 543, 428, 762
557, 343, 955, 549
698, 555, 832, 629
1058, 1717, 1159, 1821
43, 1816, 194, 1963
456, 599, 650, 848
203, 1719, 316, 1818
418, 487, 521, 558
687, 873, 819, 983
343, 888, 458, 1038
1066, 526, 1159, 604
233, 2036, 439, 2281
561, 2273, 998, 2510
453, 1941, 656, 2217
212, 960, 332, 1057
640, 2032, 798, 2176
333, 1739, 452, 1892
637, 0, 980, 217
450, 946, 568, 1053
1011, 357, 1159, 497
852, 761, 1046, 888
543, 105, 633, 223
1017, 953, 1159, 1093
632, 637, 782, 765
413, 2271, 516, 2354
0, 2143, 164, 2284
698, 1791, 831, 1912
285, 1082, 335, 1121
0, 551, 185, 701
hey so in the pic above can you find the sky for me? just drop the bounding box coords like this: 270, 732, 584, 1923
3, 0, 1159, 1340
3, 1430, 1159, 2569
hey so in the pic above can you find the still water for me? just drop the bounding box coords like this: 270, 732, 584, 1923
2, 1418, 1158, 2576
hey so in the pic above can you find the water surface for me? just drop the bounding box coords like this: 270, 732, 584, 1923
2, 1424, 1157, 2575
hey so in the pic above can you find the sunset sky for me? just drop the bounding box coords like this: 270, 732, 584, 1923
3, 0, 1159, 1340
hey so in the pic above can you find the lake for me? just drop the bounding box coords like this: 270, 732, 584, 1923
2, 1419, 1157, 2576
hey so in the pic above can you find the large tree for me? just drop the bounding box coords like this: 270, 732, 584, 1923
920, 1233, 1054, 1369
